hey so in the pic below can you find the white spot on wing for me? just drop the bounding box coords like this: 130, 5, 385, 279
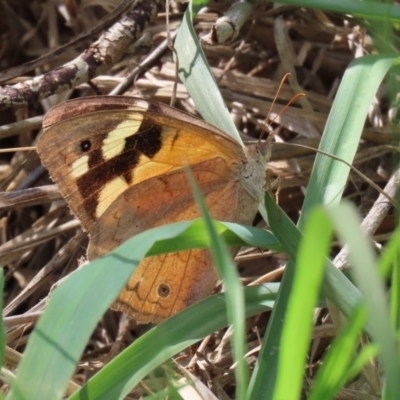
71, 155, 89, 177
96, 176, 129, 218
102, 117, 144, 161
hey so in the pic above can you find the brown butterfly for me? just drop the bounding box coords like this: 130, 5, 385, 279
37, 96, 266, 323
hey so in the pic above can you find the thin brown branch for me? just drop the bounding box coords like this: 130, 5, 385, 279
0, 0, 165, 109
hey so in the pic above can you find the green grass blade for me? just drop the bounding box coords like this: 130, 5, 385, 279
327, 202, 400, 398
6, 223, 184, 400
185, 169, 248, 399
389, 239, 400, 343
299, 54, 397, 226
308, 305, 368, 400
378, 225, 400, 279
174, 2, 241, 143
148, 219, 282, 256
379, 226, 400, 333
273, 207, 331, 400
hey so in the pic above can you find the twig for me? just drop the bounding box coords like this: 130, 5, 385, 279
0, 0, 136, 84
0, 0, 164, 109
334, 164, 400, 269
110, 31, 176, 95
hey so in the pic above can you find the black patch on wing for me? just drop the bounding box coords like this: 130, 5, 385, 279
125, 121, 163, 159
77, 121, 163, 220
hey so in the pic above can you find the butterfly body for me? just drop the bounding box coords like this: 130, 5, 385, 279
37, 96, 265, 323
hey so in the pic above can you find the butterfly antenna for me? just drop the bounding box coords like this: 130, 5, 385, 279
261, 73, 305, 141
258, 73, 305, 164
269, 92, 305, 126
266, 72, 291, 125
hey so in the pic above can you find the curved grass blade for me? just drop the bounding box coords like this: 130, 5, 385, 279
327, 202, 400, 398
299, 55, 397, 225
273, 207, 330, 400
174, 2, 241, 143
307, 305, 370, 400
185, 168, 248, 399
148, 219, 282, 256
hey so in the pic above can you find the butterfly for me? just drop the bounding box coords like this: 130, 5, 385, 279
36, 96, 266, 323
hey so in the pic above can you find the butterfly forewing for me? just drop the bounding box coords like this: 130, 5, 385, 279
37, 97, 246, 232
